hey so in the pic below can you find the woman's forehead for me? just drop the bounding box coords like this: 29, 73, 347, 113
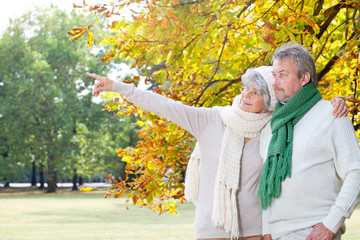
243, 82, 260, 90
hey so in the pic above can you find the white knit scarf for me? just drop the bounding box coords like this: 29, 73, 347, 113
184, 94, 272, 238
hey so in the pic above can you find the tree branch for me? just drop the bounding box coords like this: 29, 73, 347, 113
315, 2, 343, 39
300, 0, 305, 44
234, 1, 279, 30
305, 1, 357, 39
351, 9, 359, 41
313, 0, 324, 16
195, 51, 268, 105
209, 30, 228, 81
236, 0, 256, 18
314, 20, 348, 62
193, 30, 228, 105
191, 79, 228, 106
156, 0, 204, 8
316, 32, 355, 80
352, 69, 359, 123
212, 52, 268, 98
214, 77, 242, 97
345, 5, 349, 41
168, 34, 201, 67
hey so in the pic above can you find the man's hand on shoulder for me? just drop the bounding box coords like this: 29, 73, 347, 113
305, 223, 335, 240
263, 234, 272, 240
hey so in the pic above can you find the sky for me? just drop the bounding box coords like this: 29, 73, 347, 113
0, 0, 78, 34
0, 0, 136, 34
0, 0, 144, 90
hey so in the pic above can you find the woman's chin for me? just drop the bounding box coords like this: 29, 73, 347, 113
239, 105, 251, 112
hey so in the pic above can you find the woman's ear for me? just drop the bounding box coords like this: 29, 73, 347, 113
301, 72, 311, 86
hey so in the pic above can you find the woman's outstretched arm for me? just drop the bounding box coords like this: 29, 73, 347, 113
88, 73, 218, 138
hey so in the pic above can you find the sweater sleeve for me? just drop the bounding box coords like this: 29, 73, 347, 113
112, 80, 215, 138
262, 208, 271, 235
323, 117, 360, 233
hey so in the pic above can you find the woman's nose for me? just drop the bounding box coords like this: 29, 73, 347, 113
243, 91, 250, 98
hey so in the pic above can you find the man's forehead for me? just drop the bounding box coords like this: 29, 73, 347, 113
272, 58, 293, 72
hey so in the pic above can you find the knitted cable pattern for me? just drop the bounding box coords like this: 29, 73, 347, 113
257, 82, 322, 210
185, 66, 276, 237
212, 95, 271, 237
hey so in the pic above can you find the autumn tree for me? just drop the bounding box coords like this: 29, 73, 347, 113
71, 0, 360, 213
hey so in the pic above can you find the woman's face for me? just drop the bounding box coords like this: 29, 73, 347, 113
239, 84, 266, 113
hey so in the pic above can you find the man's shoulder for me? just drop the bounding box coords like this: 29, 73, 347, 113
306, 99, 334, 119
306, 99, 351, 127
293, 99, 334, 132
312, 99, 333, 113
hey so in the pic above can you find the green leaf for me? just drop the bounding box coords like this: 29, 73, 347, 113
262, 43, 271, 51
146, 194, 153, 203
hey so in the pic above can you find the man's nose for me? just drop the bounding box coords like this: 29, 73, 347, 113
273, 77, 279, 86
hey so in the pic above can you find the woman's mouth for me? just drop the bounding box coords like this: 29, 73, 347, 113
242, 99, 251, 105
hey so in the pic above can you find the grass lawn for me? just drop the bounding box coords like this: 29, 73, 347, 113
0, 187, 195, 240
0, 187, 359, 240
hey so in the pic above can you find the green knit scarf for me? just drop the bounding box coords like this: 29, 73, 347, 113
257, 82, 322, 210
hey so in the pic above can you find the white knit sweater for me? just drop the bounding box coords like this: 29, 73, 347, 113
259, 99, 360, 238
112, 81, 263, 238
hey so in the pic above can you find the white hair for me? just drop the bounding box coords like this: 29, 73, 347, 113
242, 69, 271, 111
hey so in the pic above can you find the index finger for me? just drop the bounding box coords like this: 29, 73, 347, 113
86, 72, 99, 78
86, 72, 107, 80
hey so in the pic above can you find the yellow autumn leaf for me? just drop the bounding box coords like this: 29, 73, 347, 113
69, 30, 87, 42
80, 187, 94, 192
87, 29, 94, 46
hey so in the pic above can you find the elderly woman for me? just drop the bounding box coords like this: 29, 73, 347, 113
87, 67, 346, 240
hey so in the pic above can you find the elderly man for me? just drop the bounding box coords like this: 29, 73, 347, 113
258, 42, 360, 240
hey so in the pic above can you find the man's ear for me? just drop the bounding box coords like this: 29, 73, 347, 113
301, 72, 311, 86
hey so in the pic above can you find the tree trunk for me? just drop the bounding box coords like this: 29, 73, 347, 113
46, 171, 57, 193
31, 158, 37, 186
78, 176, 84, 186
3, 182, 10, 188
39, 164, 45, 189
46, 155, 57, 193
72, 169, 78, 191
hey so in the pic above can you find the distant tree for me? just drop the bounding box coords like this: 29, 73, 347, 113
0, 6, 110, 192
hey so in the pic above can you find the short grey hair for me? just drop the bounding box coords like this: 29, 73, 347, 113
272, 42, 317, 86
242, 69, 271, 111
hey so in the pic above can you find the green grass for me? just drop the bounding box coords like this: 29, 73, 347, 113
0, 188, 195, 240
344, 204, 360, 240
0, 188, 359, 240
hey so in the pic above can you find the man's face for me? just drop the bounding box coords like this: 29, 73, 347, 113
272, 58, 306, 103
